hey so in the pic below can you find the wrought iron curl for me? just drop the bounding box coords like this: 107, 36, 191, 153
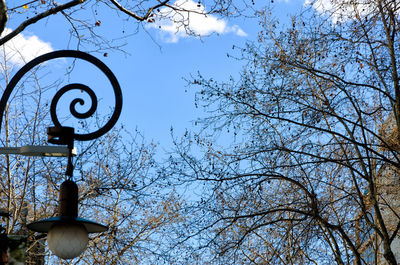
0, 50, 123, 141
50, 83, 98, 124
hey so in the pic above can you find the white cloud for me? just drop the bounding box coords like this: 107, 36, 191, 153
147, 0, 247, 42
0, 28, 54, 66
305, 0, 375, 23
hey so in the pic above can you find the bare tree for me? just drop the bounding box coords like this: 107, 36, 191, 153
1, 0, 247, 51
165, 1, 400, 264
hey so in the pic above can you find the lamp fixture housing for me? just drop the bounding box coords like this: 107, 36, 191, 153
27, 180, 107, 259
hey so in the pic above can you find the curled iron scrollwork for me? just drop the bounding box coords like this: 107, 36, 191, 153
0, 50, 123, 141
50, 83, 98, 124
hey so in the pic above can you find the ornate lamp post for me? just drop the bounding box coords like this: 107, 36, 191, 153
0, 50, 123, 259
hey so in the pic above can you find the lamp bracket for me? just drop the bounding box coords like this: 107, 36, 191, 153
47, 127, 75, 147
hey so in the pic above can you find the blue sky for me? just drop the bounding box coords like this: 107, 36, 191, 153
3, 0, 306, 149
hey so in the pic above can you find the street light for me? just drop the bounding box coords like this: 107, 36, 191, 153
27, 127, 108, 259
0, 50, 123, 260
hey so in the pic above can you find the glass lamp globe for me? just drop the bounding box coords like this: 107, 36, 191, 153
27, 180, 107, 260
47, 222, 89, 259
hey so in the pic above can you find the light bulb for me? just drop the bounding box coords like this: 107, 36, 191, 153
47, 223, 89, 259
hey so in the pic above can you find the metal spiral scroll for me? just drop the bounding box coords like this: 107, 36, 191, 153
0, 50, 123, 141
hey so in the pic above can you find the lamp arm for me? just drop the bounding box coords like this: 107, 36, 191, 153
0, 50, 123, 142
